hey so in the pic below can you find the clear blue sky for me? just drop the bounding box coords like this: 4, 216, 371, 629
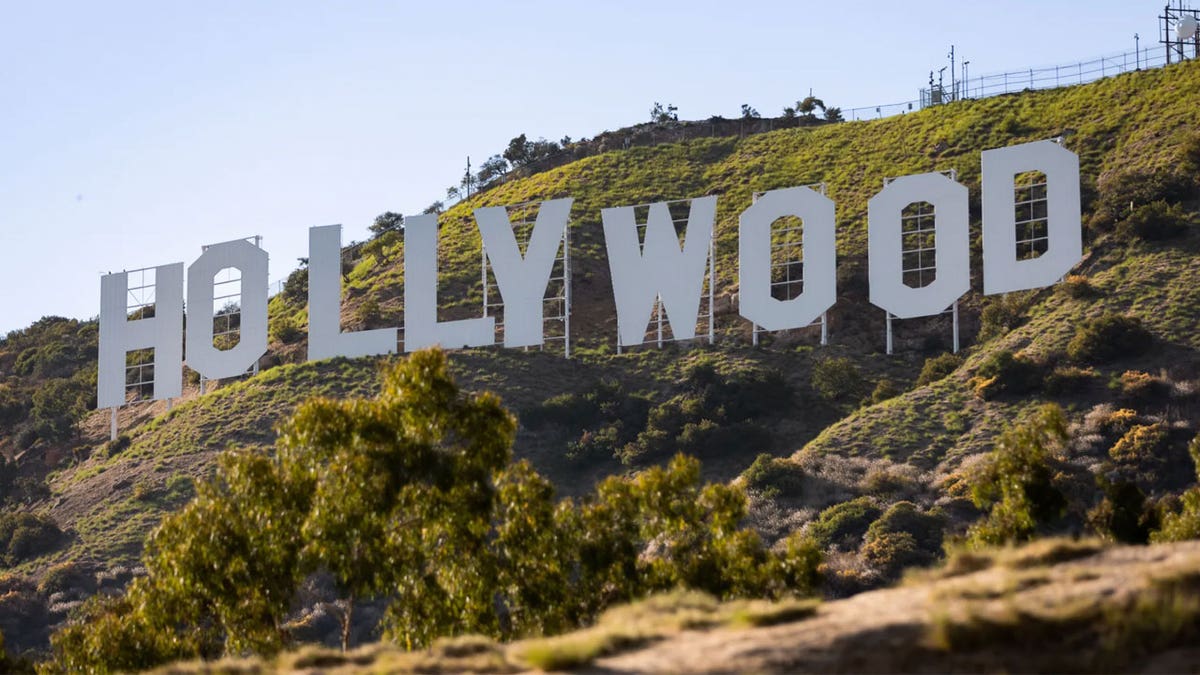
0, 1, 1167, 334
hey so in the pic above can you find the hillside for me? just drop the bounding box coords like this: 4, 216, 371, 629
3, 58, 1200, 660
135, 539, 1200, 673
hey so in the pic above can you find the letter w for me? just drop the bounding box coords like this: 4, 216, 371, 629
601, 196, 715, 347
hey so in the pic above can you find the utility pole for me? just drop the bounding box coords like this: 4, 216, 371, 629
1135, 33, 1141, 69
948, 45, 956, 101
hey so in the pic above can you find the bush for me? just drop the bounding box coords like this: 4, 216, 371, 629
978, 295, 1027, 340
812, 357, 866, 401
1091, 167, 1199, 231
1117, 370, 1170, 404
1061, 274, 1097, 299
743, 454, 804, 499
618, 362, 790, 466
1108, 423, 1169, 466
1043, 365, 1097, 395
269, 315, 304, 345
1152, 436, 1200, 543
38, 562, 95, 597
806, 497, 881, 551
916, 353, 963, 387
965, 404, 1068, 547
1115, 200, 1191, 241
861, 531, 922, 580
1067, 314, 1151, 364
862, 501, 945, 580
869, 379, 899, 404
866, 502, 945, 553
0, 512, 63, 566
1088, 479, 1156, 544
969, 350, 1043, 399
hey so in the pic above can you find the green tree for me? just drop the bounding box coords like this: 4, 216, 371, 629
797, 96, 825, 118
45, 350, 819, 671
965, 404, 1068, 547
649, 102, 678, 123
368, 212, 404, 237
477, 154, 509, 184
1152, 435, 1200, 542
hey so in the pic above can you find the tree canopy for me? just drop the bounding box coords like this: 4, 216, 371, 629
44, 349, 819, 673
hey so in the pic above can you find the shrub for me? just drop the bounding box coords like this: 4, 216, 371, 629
619, 363, 789, 466
1117, 370, 1170, 404
869, 379, 899, 404
916, 353, 963, 386
969, 350, 1042, 399
0, 512, 63, 566
866, 502, 945, 553
1043, 365, 1096, 395
862, 501, 945, 580
352, 296, 381, 329
1067, 314, 1151, 364
861, 531, 922, 580
1115, 200, 1191, 241
1061, 274, 1097, 299
1097, 408, 1141, 436
1109, 423, 1169, 465
38, 562, 95, 597
978, 295, 1027, 340
270, 315, 304, 345
812, 357, 866, 401
743, 454, 804, 499
1152, 436, 1200, 542
965, 404, 1068, 547
1088, 479, 1156, 544
806, 497, 881, 551
1091, 167, 1198, 231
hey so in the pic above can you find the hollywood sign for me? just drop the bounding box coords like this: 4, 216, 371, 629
97, 140, 1080, 412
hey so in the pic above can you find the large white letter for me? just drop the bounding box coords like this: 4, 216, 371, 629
308, 225, 397, 360
475, 198, 572, 348
404, 214, 495, 350
868, 173, 969, 319
185, 239, 268, 380
601, 196, 716, 346
97, 264, 184, 408
982, 140, 1082, 294
738, 186, 836, 331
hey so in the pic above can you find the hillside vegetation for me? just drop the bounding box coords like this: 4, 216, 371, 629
2, 58, 1200, 664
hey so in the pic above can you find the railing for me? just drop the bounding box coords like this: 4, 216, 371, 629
919, 46, 1169, 110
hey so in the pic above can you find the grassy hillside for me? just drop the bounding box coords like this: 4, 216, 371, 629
3, 58, 1200, 659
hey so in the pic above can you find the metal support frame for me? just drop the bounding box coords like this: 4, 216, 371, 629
1014, 171, 1050, 261
749, 183, 829, 348
481, 200, 571, 358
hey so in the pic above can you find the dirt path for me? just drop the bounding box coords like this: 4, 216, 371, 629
590, 541, 1200, 673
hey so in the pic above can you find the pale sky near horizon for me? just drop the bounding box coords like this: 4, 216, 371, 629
0, 1, 1174, 334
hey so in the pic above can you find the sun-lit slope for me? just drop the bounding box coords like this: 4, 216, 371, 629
290, 58, 1200, 349
19, 56, 1200, 586
795, 225, 1200, 467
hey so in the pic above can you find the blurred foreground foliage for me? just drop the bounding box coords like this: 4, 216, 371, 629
41, 349, 819, 673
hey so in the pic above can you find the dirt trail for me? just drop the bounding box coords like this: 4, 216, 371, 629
589, 541, 1200, 673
